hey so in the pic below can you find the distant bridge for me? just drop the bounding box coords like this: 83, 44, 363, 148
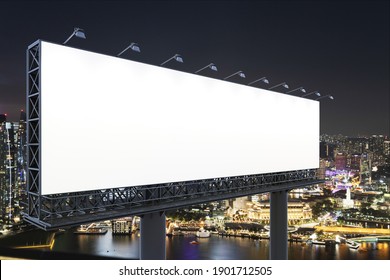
314, 226, 390, 235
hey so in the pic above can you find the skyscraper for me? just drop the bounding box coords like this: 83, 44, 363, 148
0, 114, 7, 225
0, 115, 19, 225
384, 140, 390, 156
14, 111, 27, 221
349, 154, 361, 171
360, 153, 372, 185
335, 153, 347, 171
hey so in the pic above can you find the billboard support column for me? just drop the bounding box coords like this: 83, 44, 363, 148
269, 190, 288, 260
140, 212, 166, 260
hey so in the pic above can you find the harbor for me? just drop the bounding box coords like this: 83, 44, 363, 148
1, 222, 390, 259
53, 227, 390, 260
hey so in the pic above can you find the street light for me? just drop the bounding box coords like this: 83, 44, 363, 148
302, 91, 321, 98
195, 63, 218, 74
316, 95, 334, 101
117, 43, 141, 57
268, 82, 289, 90
63, 27, 86, 45
248, 77, 269, 86
224, 71, 246, 80
161, 54, 184, 66
285, 87, 306, 94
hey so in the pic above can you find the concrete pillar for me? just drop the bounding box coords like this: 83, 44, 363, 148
269, 190, 288, 260
140, 212, 166, 260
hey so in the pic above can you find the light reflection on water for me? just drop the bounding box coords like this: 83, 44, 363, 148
51, 229, 390, 260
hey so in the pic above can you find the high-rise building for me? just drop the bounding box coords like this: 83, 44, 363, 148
349, 154, 361, 171
0, 116, 20, 225
369, 135, 385, 153
320, 142, 335, 159
0, 115, 7, 225
14, 111, 27, 221
360, 153, 372, 185
384, 140, 390, 156
345, 137, 369, 154
335, 153, 347, 171
318, 159, 327, 179
369, 135, 385, 165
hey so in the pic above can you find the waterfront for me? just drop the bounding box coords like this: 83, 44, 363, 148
2, 228, 389, 260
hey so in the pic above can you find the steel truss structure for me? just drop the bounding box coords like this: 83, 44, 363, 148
23, 40, 324, 230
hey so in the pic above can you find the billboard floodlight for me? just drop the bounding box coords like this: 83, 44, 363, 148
316, 95, 334, 101
161, 54, 184, 66
268, 82, 289, 90
63, 27, 86, 45
286, 87, 306, 94
224, 71, 245, 80
302, 91, 321, 98
195, 63, 218, 74
248, 77, 269, 86
117, 42, 141, 57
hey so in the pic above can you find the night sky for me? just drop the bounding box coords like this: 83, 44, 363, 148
0, 0, 389, 136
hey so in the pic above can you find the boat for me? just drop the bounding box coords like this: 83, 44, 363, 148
312, 240, 326, 245
96, 221, 112, 228
196, 228, 211, 238
259, 232, 269, 239
74, 224, 108, 235
190, 240, 199, 245
346, 240, 360, 249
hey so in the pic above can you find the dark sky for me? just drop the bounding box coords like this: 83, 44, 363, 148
0, 0, 389, 136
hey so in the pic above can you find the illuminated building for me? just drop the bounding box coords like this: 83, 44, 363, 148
318, 159, 327, 179
360, 153, 372, 185
15, 111, 27, 220
112, 219, 132, 235
342, 187, 354, 209
335, 153, 347, 170
247, 201, 312, 225
0, 118, 18, 224
0, 112, 25, 226
0, 114, 7, 224
384, 140, 390, 156
349, 154, 361, 171
369, 135, 385, 165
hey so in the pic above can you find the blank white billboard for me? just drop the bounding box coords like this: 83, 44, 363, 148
40, 41, 319, 195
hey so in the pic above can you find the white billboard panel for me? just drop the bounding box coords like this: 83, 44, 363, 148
40, 41, 319, 195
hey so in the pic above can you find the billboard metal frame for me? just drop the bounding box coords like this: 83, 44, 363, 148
26, 40, 42, 224
23, 40, 324, 230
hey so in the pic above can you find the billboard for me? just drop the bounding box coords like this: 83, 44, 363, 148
40, 41, 319, 195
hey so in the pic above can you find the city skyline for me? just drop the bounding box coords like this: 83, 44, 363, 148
1, 105, 390, 260
0, 1, 389, 136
